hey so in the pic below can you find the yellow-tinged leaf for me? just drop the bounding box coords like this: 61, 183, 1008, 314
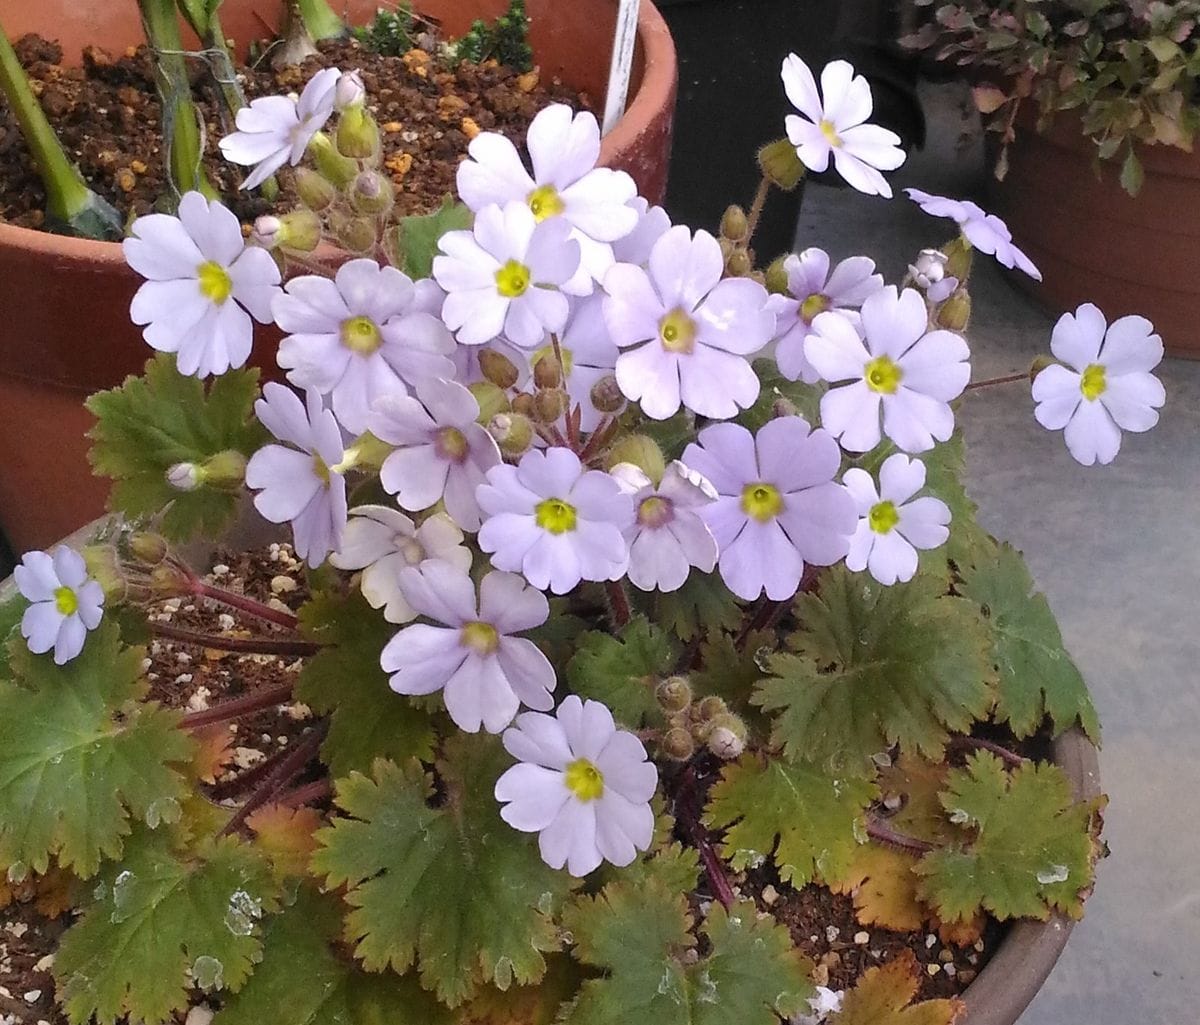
459, 956, 581, 1025
828, 844, 925, 933
0, 863, 78, 919
879, 756, 954, 845
191, 724, 236, 784
972, 85, 1009, 114
830, 950, 964, 1025
934, 914, 985, 947
247, 803, 322, 879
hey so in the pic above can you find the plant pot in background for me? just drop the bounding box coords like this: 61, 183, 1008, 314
987, 111, 1200, 361
0, 0, 677, 557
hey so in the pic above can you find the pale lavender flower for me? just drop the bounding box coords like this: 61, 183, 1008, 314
602, 225, 775, 420
219, 67, 341, 190
782, 55, 905, 197
767, 247, 883, 383
495, 695, 657, 876
370, 378, 502, 531
908, 249, 958, 303
805, 286, 971, 453
554, 294, 622, 432
611, 197, 671, 266
124, 192, 280, 378
380, 563, 555, 733
610, 461, 719, 593
433, 201, 582, 348
843, 454, 950, 585
245, 384, 347, 567
905, 189, 1042, 281
477, 447, 631, 594
330, 506, 470, 623
14, 547, 104, 664
1032, 303, 1166, 466
274, 259, 455, 435
683, 418, 856, 601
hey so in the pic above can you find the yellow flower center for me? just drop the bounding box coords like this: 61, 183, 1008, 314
1080, 363, 1107, 401
741, 482, 784, 522
819, 119, 842, 148
54, 586, 78, 616
197, 261, 233, 305
340, 315, 384, 355
495, 259, 532, 298
564, 758, 605, 801
460, 620, 500, 656
535, 498, 577, 534
435, 426, 470, 464
637, 495, 673, 528
658, 308, 697, 354
868, 500, 899, 535
527, 184, 566, 222
800, 293, 832, 324
864, 355, 903, 395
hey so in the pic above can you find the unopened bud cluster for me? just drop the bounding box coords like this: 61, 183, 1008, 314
652, 676, 748, 761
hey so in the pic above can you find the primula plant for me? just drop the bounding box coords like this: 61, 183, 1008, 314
0, 50, 1166, 1025
905, 0, 1200, 194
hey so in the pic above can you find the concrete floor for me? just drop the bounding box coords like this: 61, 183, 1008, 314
795, 82, 1200, 1025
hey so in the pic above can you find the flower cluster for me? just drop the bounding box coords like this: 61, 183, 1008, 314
22, 54, 1163, 888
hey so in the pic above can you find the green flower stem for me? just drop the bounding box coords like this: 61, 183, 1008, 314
296, 0, 345, 40
0, 19, 121, 238
150, 620, 322, 657
137, 0, 217, 202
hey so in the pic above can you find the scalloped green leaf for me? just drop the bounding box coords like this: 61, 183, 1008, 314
394, 196, 472, 279
562, 881, 811, 1025
311, 738, 574, 1008
958, 543, 1099, 741
690, 629, 774, 733
296, 588, 437, 776
652, 572, 744, 643
915, 752, 1102, 924
755, 567, 994, 776
0, 621, 193, 877
703, 754, 877, 886
214, 886, 454, 1025
54, 829, 280, 1025
566, 618, 678, 729
85, 355, 264, 541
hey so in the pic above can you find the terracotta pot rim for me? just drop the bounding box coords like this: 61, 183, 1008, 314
0, 0, 676, 265
0, 506, 1101, 1025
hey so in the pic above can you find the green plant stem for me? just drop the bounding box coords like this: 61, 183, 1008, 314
149, 620, 322, 657
138, 0, 217, 202
296, 0, 345, 40
0, 19, 121, 238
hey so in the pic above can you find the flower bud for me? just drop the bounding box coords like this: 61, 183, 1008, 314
200, 449, 249, 491
336, 105, 381, 160
772, 395, 798, 419
661, 727, 696, 762
82, 544, 128, 603
127, 531, 168, 566
908, 248, 949, 290
167, 462, 201, 492
532, 387, 570, 423
350, 170, 394, 216
334, 70, 366, 111
757, 137, 806, 191
469, 381, 510, 422
589, 374, 624, 414
307, 131, 358, 187
694, 695, 728, 723
706, 712, 747, 760
764, 255, 791, 295
148, 561, 194, 598
604, 434, 665, 486
295, 167, 338, 211
943, 236, 974, 282
479, 349, 519, 390
532, 351, 563, 390
488, 412, 535, 457
725, 248, 753, 278
331, 212, 377, 253
251, 215, 283, 249
272, 209, 322, 253
656, 675, 693, 714
511, 392, 536, 418
1029, 355, 1055, 383
720, 204, 749, 243
936, 290, 971, 332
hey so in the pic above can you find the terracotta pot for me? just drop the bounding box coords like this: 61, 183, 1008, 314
986, 110, 1200, 361
0, 501, 1103, 1025
0, 0, 677, 556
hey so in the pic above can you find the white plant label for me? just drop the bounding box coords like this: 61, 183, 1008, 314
602, 0, 641, 135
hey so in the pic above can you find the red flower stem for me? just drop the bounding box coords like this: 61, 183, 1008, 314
149, 621, 321, 657
866, 813, 935, 855
743, 174, 772, 248
949, 735, 1028, 767
965, 372, 1028, 392
220, 724, 327, 837
697, 837, 737, 910
276, 779, 332, 808
676, 765, 736, 910
578, 415, 616, 464
191, 580, 300, 630
604, 579, 632, 630
179, 681, 298, 730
